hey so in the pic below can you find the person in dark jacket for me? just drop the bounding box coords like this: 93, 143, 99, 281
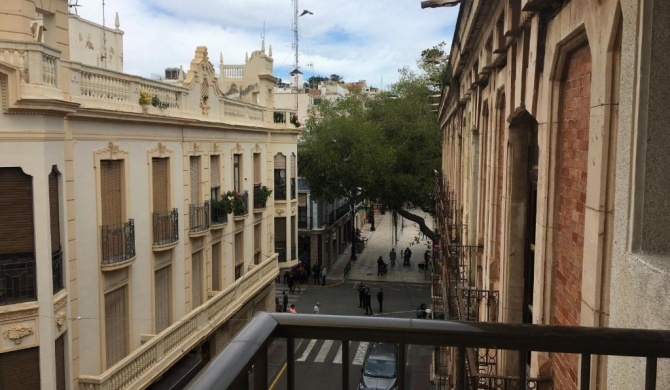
389, 248, 397, 268
282, 291, 289, 313
358, 283, 366, 308
377, 288, 384, 313
364, 287, 373, 316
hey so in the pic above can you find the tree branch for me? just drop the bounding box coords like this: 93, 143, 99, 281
394, 208, 436, 242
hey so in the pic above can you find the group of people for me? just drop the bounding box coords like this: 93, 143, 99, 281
357, 283, 384, 315
376, 247, 413, 273
311, 263, 327, 286
284, 261, 328, 294
276, 291, 297, 313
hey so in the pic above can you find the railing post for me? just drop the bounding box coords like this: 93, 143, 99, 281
253, 340, 268, 390
645, 356, 657, 390
397, 343, 406, 390
580, 353, 591, 390
456, 347, 465, 390
287, 337, 295, 390
341, 340, 349, 390
518, 350, 527, 390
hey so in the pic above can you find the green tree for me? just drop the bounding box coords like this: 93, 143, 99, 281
419, 41, 452, 90
299, 67, 441, 240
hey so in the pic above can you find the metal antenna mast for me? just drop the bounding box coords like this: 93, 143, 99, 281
292, 0, 299, 73
101, 0, 107, 68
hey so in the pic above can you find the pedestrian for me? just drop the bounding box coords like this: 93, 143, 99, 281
364, 287, 373, 315
313, 301, 320, 314
282, 291, 289, 313
288, 274, 294, 294
389, 248, 396, 268
275, 297, 282, 312
312, 263, 320, 284
357, 283, 366, 308
377, 288, 384, 313
321, 266, 327, 286
289, 304, 297, 314
377, 256, 384, 276
404, 247, 412, 266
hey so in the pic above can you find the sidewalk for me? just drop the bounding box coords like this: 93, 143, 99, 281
326, 208, 433, 285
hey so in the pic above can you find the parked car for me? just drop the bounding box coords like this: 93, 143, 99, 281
358, 343, 398, 390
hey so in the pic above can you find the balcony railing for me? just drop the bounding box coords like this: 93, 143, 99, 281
275, 184, 287, 201
52, 251, 64, 294
234, 191, 249, 217
100, 219, 136, 264
210, 202, 228, 225
290, 178, 296, 199
188, 312, 670, 390
153, 209, 179, 245
0, 255, 36, 304
189, 202, 210, 233
78, 256, 279, 390
276, 242, 287, 262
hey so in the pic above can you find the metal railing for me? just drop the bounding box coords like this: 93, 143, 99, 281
189, 202, 210, 232
52, 251, 64, 294
253, 184, 267, 209
100, 219, 136, 264
0, 255, 37, 304
153, 209, 179, 245
187, 312, 670, 390
276, 243, 287, 262
275, 184, 287, 201
210, 202, 228, 225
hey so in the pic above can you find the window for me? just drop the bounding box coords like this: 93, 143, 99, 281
101, 160, 123, 226
235, 264, 243, 280
152, 158, 169, 213
49, 167, 63, 293
212, 242, 221, 291
254, 223, 261, 264
0, 346, 41, 389
274, 154, 286, 200
192, 251, 203, 307
253, 153, 261, 184
210, 155, 220, 202
298, 194, 308, 228
155, 265, 171, 333
235, 231, 244, 273
190, 156, 201, 205
233, 154, 242, 192
291, 216, 297, 260
290, 153, 297, 199
105, 285, 128, 368
275, 217, 286, 262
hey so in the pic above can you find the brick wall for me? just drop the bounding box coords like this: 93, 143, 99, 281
551, 44, 592, 390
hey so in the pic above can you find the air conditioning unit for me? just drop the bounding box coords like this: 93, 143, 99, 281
421, 0, 461, 9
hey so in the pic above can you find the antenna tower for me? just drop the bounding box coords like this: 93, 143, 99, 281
292, 0, 299, 72
101, 0, 108, 68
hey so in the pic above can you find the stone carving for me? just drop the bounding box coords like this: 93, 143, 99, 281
276, 208, 285, 216
56, 312, 66, 330
3, 325, 34, 345
291, 206, 296, 214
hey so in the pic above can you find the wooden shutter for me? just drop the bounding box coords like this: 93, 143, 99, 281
192, 251, 202, 307
190, 157, 200, 204
274, 217, 286, 241
253, 153, 261, 183
152, 158, 169, 213
233, 154, 241, 192
105, 286, 128, 368
290, 153, 296, 178
211, 242, 221, 291
254, 223, 261, 253
210, 155, 220, 189
274, 154, 286, 169
0, 167, 34, 255
0, 346, 41, 389
235, 232, 244, 265
155, 265, 171, 333
291, 216, 296, 259
298, 193, 307, 207
55, 334, 66, 390
49, 169, 61, 253
101, 160, 123, 226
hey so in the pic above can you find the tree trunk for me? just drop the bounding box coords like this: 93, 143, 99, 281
394, 208, 436, 242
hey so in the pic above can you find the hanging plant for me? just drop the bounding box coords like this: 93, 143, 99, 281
220, 190, 246, 214
290, 114, 301, 128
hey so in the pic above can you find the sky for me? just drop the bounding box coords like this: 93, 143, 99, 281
75, 0, 459, 90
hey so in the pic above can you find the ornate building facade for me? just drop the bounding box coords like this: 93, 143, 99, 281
434, 0, 669, 388
0, 0, 299, 388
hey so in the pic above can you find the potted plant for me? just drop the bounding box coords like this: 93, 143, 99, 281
139, 90, 152, 113
221, 190, 246, 215
254, 185, 273, 208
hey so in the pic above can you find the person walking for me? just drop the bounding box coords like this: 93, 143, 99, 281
389, 248, 396, 268
282, 291, 289, 313
313, 301, 320, 314
312, 263, 321, 285
364, 287, 373, 316
289, 304, 297, 314
377, 288, 384, 313
358, 283, 366, 308
321, 266, 327, 286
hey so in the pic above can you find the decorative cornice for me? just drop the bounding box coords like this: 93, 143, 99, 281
3, 325, 34, 345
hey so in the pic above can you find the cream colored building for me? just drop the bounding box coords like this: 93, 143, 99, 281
0, 0, 299, 388
434, 0, 669, 388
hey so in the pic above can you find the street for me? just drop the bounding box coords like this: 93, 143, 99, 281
269, 280, 433, 390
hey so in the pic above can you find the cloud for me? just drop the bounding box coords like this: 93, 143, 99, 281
76, 0, 458, 88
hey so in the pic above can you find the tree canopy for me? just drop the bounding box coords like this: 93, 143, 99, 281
298, 67, 442, 240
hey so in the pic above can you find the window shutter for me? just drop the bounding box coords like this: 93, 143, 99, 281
105, 286, 128, 368
0, 167, 34, 254
274, 154, 286, 169
192, 251, 202, 307
210, 155, 220, 188
212, 242, 221, 291
0, 346, 41, 389
235, 232, 244, 265
101, 160, 123, 226
155, 265, 171, 333
55, 334, 66, 390
190, 157, 200, 204
253, 153, 261, 183
49, 169, 61, 253
290, 154, 296, 178
152, 158, 169, 213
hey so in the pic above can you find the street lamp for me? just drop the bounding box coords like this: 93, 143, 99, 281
421, 0, 461, 9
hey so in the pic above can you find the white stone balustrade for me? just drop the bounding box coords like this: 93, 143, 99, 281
77, 255, 278, 390
221, 65, 244, 79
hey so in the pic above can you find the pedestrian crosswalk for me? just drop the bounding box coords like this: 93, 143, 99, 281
291, 339, 371, 366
